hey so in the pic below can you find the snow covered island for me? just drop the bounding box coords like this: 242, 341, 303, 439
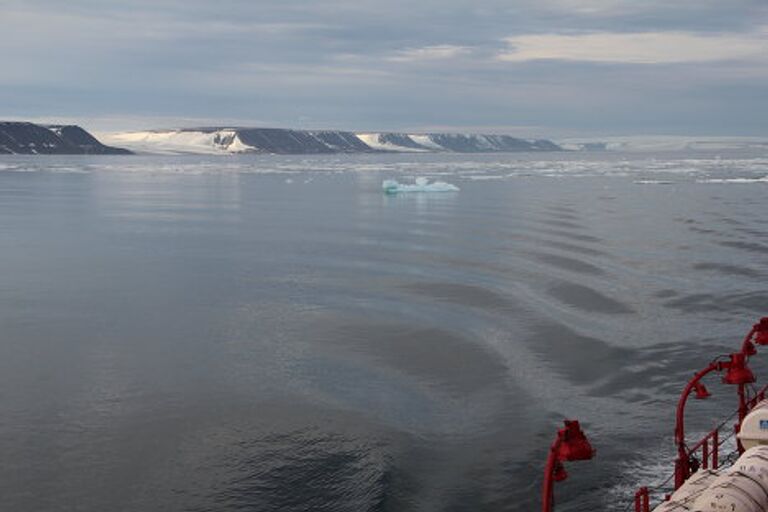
100, 127, 562, 155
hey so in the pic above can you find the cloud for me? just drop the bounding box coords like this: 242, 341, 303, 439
535, 0, 729, 17
538, 0, 648, 16
0, 8, 329, 44
388, 45, 471, 62
498, 27, 768, 64
1, 0, 767, 135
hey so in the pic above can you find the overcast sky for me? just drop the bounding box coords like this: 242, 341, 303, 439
1, 0, 767, 136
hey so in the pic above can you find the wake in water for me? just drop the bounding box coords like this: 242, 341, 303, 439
1, 151, 768, 512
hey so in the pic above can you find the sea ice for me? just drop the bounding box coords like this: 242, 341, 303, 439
382, 177, 460, 194
633, 179, 676, 185
698, 176, 768, 184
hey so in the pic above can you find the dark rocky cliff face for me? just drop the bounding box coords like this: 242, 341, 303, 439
0, 122, 131, 155
412, 134, 560, 152
309, 131, 372, 153
376, 133, 429, 150
182, 127, 562, 154
234, 128, 356, 154
187, 128, 376, 154
1, 122, 562, 155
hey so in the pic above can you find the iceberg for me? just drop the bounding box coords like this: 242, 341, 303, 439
382, 177, 460, 194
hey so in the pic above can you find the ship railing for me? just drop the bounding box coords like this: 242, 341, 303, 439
633, 383, 768, 512
686, 427, 720, 470
539, 318, 768, 512
684, 386, 767, 470
633, 487, 649, 512
630, 316, 768, 512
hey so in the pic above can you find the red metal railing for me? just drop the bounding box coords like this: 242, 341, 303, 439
632, 317, 768, 512
696, 428, 718, 470
540, 317, 768, 512
634, 487, 649, 512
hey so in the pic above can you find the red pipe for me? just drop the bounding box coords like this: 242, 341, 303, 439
737, 383, 747, 455
544, 319, 768, 510
673, 321, 764, 488
674, 361, 720, 488
541, 438, 560, 512
633, 319, 768, 506
634, 487, 649, 512
542, 420, 594, 512
740, 324, 758, 355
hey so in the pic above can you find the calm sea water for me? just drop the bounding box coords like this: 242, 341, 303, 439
1, 151, 768, 511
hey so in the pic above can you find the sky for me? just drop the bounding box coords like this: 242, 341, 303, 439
1, 0, 767, 136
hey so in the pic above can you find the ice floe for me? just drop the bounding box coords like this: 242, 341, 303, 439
382, 177, 460, 194
633, 179, 676, 185
698, 176, 768, 184
560, 136, 768, 152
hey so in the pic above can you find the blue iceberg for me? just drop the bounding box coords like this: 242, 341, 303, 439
382, 177, 460, 194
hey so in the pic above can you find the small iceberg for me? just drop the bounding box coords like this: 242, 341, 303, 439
382, 177, 460, 194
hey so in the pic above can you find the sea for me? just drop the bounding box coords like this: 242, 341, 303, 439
1, 150, 768, 511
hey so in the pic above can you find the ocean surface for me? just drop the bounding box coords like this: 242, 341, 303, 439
1, 150, 768, 511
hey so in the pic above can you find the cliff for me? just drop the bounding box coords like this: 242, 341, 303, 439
0, 122, 131, 155
104, 127, 562, 155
